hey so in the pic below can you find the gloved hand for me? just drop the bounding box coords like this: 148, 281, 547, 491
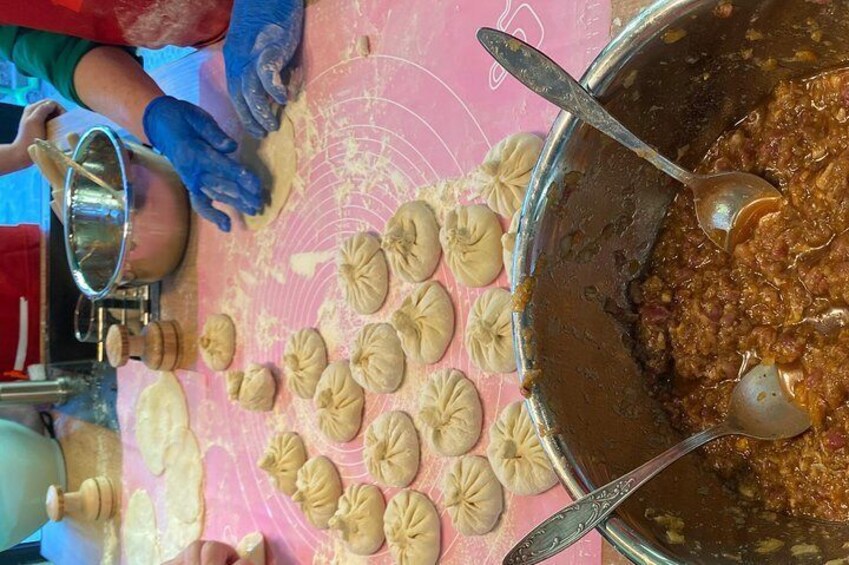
143, 96, 262, 232
223, 0, 304, 138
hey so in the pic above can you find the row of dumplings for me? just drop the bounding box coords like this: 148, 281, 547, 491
258, 397, 557, 561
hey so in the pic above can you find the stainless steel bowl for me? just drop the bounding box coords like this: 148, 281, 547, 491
64, 127, 189, 299
516, 0, 849, 562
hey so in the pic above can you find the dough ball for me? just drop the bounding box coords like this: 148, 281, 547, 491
487, 401, 557, 495
364, 411, 420, 488
314, 361, 365, 442
241, 113, 297, 230
293, 455, 343, 529
383, 490, 440, 565
391, 281, 454, 364
440, 204, 503, 287
258, 431, 307, 496
382, 201, 441, 283
284, 328, 328, 399
418, 368, 482, 456
502, 211, 519, 286
135, 372, 189, 475
235, 532, 265, 565
238, 364, 277, 412
338, 232, 389, 314
465, 288, 516, 373
164, 429, 205, 526
328, 483, 386, 555
350, 323, 405, 393
123, 490, 161, 565
199, 313, 236, 371
225, 369, 244, 401
443, 455, 504, 535
474, 133, 544, 218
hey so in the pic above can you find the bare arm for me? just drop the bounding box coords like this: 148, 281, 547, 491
72, 46, 164, 144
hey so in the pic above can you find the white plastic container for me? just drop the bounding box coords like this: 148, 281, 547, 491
0, 419, 65, 550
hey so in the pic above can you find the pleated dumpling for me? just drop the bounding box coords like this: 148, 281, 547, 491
465, 288, 516, 373
474, 132, 544, 218
258, 432, 307, 496
391, 281, 455, 364
502, 211, 520, 286
443, 455, 504, 535
487, 401, 556, 495
314, 361, 365, 442
328, 484, 386, 555
284, 328, 328, 399
199, 313, 236, 371
337, 232, 389, 315
237, 364, 276, 412
292, 456, 343, 529
440, 204, 503, 287
363, 411, 420, 488
418, 368, 482, 456
350, 323, 405, 393
383, 490, 441, 565
381, 201, 441, 283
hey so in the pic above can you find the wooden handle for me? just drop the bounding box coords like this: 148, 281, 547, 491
46, 477, 117, 522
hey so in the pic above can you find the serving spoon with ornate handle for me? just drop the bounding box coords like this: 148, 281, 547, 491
476, 27, 782, 253
503, 363, 811, 564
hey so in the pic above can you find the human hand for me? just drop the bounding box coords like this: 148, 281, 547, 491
162, 540, 250, 565
223, 0, 304, 138
12, 100, 63, 168
142, 96, 263, 232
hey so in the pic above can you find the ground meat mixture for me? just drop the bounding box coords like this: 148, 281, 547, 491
635, 69, 849, 522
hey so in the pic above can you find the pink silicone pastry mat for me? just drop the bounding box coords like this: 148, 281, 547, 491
118, 1, 612, 563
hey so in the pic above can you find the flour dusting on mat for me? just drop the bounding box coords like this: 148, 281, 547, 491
290, 250, 335, 279
416, 176, 476, 222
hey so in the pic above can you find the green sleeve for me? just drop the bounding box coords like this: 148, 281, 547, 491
0, 26, 140, 109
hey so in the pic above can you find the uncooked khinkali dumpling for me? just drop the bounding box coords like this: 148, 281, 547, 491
440, 205, 503, 287
465, 288, 516, 373
258, 432, 307, 496
443, 455, 504, 535
238, 364, 277, 411
381, 201, 441, 283
391, 281, 454, 364
475, 133, 544, 218
337, 232, 389, 315
292, 455, 343, 529
284, 328, 328, 399
363, 411, 420, 488
328, 484, 386, 555
502, 211, 519, 286
350, 323, 405, 393
314, 361, 365, 442
199, 313, 236, 371
487, 401, 556, 495
383, 490, 441, 565
418, 368, 482, 456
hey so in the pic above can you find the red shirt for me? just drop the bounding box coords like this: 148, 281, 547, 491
0, 0, 233, 48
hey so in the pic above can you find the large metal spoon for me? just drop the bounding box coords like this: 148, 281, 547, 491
477, 28, 783, 253
504, 363, 811, 565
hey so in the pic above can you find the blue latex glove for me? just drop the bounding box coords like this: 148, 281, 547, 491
223, 0, 304, 138
143, 96, 262, 232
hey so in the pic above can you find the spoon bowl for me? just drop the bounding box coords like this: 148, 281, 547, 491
504, 363, 811, 565
693, 171, 783, 251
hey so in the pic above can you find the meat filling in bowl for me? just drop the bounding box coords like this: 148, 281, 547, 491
636, 68, 849, 522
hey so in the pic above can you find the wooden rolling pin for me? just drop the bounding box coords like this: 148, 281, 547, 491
45, 476, 117, 523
